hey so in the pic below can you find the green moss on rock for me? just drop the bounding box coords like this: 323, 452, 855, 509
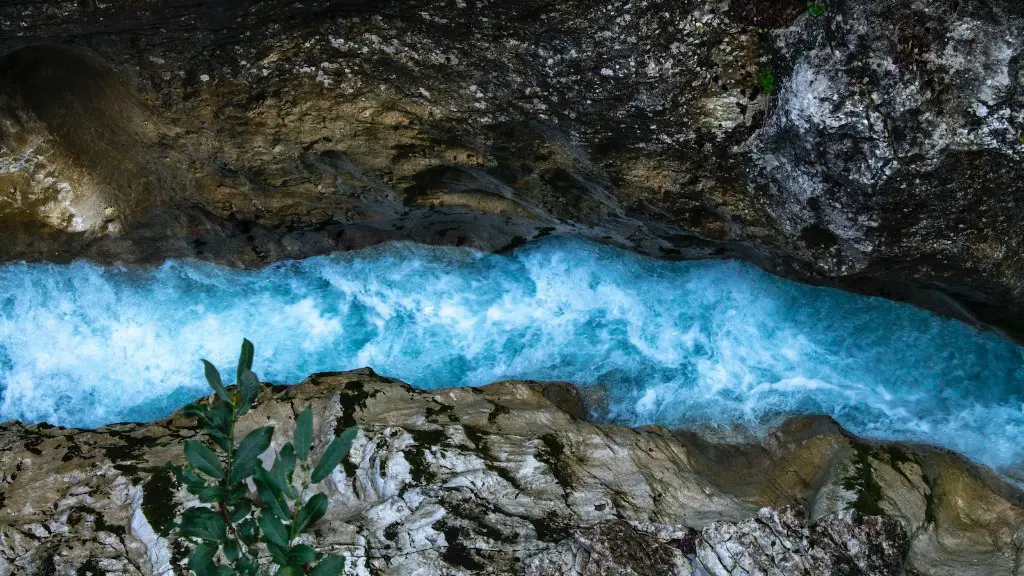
141, 467, 180, 537
842, 443, 885, 516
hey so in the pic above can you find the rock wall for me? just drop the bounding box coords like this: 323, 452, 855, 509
0, 0, 1023, 338
0, 370, 1021, 575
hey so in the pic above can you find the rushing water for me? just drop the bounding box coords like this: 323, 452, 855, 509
1, 238, 1022, 473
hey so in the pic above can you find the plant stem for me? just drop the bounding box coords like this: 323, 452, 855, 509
218, 399, 244, 546
287, 463, 313, 545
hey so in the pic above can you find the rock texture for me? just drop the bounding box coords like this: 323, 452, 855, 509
0, 370, 1021, 575
0, 0, 1023, 338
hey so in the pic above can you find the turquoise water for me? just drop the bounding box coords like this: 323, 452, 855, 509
1, 238, 1022, 473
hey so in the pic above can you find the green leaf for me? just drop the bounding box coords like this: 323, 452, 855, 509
257, 456, 297, 500
187, 541, 219, 575
237, 339, 255, 383
235, 555, 259, 575
287, 543, 317, 565
202, 359, 232, 403
267, 541, 290, 565
253, 467, 290, 519
238, 370, 261, 416
294, 406, 313, 461
173, 464, 208, 493
310, 555, 346, 576
224, 538, 241, 562
183, 408, 229, 453
237, 518, 259, 546
185, 441, 224, 479
311, 426, 358, 483
205, 402, 234, 439
228, 499, 253, 523
183, 403, 210, 424
273, 566, 303, 576
179, 507, 227, 542
293, 493, 328, 536
229, 426, 273, 484
258, 512, 290, 547
223, 482, 249, 507
273, 443, 296, 478
208, 431, 231, 453
234, 426, 273, 467
215, 567, 233, 576
197, 485, 225, 503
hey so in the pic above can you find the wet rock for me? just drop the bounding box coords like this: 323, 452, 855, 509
0, 372, 1020, 575
0, 0, 1022, 338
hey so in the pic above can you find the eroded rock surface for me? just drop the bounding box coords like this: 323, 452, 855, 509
0, 370, 1020, 575
0, 0, 1023, 337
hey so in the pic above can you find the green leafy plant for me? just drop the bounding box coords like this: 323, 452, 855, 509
758, 68, 776, 95
172, 339, 356, 575
807, 1, 825, 17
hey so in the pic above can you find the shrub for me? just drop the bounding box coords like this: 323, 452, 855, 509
758, 68, 776, 95
172, 339, 356, 575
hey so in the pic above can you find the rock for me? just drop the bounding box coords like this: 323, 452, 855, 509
0, 0, 1022, 338
0, 370, 1020, 575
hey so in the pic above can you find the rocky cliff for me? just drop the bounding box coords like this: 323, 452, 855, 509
0, 370, 1021, 575
1, 0, 1023, 338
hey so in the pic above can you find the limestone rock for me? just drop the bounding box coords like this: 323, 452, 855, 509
0, 370, 1020, 575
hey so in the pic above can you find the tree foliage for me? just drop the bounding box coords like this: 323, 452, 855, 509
172, 339, 356, 575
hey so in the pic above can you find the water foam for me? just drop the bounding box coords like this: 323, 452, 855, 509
1, 239, 1022, 474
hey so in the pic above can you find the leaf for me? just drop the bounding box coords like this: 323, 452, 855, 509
273, 566, 303, 576
253, 467, 290, 519
257, 457, 296, 500
272, 445, 298, 500
237, 518, 259, 546
224, 538, 241, 562
311, 426, 358, 483
310, 555, 346, 576
223, 481, 249, 506
187, 541, 219, 575
185, 441, 224, 479
287, 544, 317, 565
228, 499, 253, 523
234, 426, 274, 468
273, 442, 296, 478
237, 339, 255, 383
229, 426, 273, 484
183, 403, 211, 424
294, 406, 313, 461
173, 464, 208, 493
206, 402, 234, 438
277, 467, 298, 500
238, 370, 261, 416
267, 541, 290, 565
197, 485, 225, 503
202, 359, 232, 403
208, 431, 231, 453
293, 493, 328, 536
179, 507, 227, 542
258, 511, 290, 547
235, 555, 259, 575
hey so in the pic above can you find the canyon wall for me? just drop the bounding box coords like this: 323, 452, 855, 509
0, 0, 1022, 337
